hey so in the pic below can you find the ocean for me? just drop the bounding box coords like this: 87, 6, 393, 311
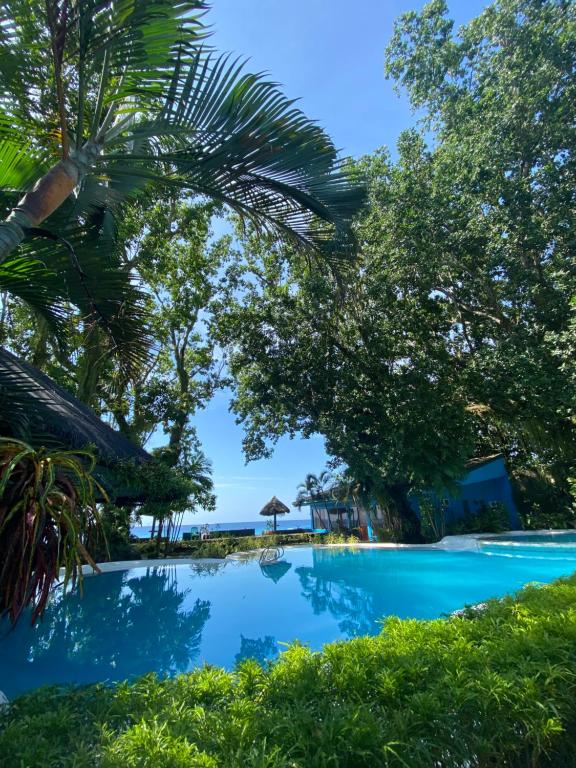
131, 518, 312, 540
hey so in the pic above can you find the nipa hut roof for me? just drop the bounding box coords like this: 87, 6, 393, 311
259, 496, 290, 517
0, 347, 151, 501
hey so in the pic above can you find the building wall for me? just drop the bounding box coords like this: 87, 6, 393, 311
420, 456, 521, 529
307, 456, 521, 533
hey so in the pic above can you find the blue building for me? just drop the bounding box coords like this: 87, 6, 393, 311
306, 455, 521, 537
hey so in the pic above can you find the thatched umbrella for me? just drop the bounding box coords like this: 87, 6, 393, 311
260, 560, 292, 582
260, 496, 290, 531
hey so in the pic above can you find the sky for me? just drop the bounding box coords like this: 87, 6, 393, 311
157, 0, 491, 525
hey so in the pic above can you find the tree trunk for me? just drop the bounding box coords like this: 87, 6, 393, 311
0, 143, 99, 263
76, 330, 106, 408
387, 483, 422, 543
31, 317, 50, 370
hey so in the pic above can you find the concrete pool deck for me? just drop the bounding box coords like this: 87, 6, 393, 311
323, 529, 575, 552
77, 529, 576, 575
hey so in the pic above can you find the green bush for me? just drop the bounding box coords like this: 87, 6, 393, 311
322, 531, 360, 545
135, 532, 324, 559
448, 501, 510, 535
512, 470, 576, 530
89, 506, 141, 563
3, 575, 576, 767
418, 496, 448, 543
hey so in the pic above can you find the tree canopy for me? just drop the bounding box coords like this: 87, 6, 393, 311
215, 0, 576, 528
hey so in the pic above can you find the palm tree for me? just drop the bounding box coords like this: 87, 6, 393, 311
0, 0, 364, 272
296, 471, 333, 531
164, 448, 214, 547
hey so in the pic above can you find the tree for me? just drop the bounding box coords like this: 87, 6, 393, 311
295, 471, 333, 530
0, 0, 365, 516
215, 0, 576, 532
213, 223, 469, 541
1, 197, 223, 538
0, 0, 364, 274
385, 0, 576, 508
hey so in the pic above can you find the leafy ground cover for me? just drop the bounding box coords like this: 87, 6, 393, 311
134, 531, 354, 560
2, 574, 576, 767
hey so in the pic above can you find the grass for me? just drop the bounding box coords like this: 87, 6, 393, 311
2, 574, 576, 766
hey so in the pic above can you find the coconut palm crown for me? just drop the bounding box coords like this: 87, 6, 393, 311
0, 0, 365, 267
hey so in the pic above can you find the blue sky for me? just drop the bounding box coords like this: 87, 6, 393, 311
169, 0, 490, 525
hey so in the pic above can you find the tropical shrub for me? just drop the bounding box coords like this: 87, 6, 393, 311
323, 531, 360, 545
448, 501, 510, 536
3, 575, 576, 766
135, 531, 325, 559
514, 470, 576, 530
0, 438, 103, 623
88, 505, 140, 563
418, 495, 448, 542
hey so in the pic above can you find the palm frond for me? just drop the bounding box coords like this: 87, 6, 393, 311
0, 256, 68, 335
75, 0, 208, 78
0, 140, 51, 193
97, 51, 365, 250
17, 205, 153, 375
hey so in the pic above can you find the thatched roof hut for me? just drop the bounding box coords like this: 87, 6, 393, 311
260, 560, 292, 583
260, 496, 290, 531
0, 347, 150, 502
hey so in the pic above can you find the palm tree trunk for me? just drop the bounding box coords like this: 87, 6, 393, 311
0, 142, 99, 263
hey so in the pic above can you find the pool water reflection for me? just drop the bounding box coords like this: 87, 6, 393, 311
1, 544, 575, 697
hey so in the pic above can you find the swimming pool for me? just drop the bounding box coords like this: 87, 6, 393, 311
481, 531, 576, 545
2, 543, 576, 698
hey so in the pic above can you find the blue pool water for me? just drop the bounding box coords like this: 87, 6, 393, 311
1, 544, 576, 698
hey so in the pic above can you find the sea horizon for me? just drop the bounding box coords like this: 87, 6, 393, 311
131, 517, 312, 539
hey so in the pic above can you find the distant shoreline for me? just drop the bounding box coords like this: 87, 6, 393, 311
131, 518, 311, 540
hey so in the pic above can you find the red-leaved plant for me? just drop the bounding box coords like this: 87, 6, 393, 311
0, 438, 106, 624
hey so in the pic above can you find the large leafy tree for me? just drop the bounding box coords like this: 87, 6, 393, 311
212, 223, 472, 540
2, 196, 225, 550
107, 197, 229, 467
0, 0, 365, 432
215, 0, 576, 532
385, 0, 576, 508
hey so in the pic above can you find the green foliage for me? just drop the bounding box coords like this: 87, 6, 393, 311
0, 438, 103, 622
322, 531, 360, 545
114, 457, 213, 519
4, 575, 576, 766
418, 495, 447, 542
89, 506, 141, 563
383, 0, 576, 501
523, 505, 576, 532
0, 0, 364, 265
135, 532, 323, 560
96, 198, 230, 457
215, 0, 576, 530
513, 470, 576, 530
448, 501, 510, 536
